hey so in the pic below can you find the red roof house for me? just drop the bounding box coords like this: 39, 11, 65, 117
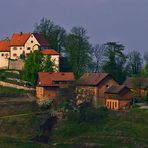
36, 72, 75, 100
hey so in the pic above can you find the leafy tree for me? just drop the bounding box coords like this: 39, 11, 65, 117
65, 27, 92, 79
102, 42, 127, 84
126, 51, 143, 76
23, 51, 55, 86
40, 55, 55, 72
34, 17, 66, 53
23, 50, 42, 86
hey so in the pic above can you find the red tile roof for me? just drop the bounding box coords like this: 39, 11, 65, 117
38, 72, 75, 87
33, 33, 49, 46
76, 73, 110, 86
41, 49, 59, 55
10, 33, 30, 46
0, 39, 10, 52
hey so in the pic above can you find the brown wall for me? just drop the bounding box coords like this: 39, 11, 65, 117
76, 76, 118, 106
36, 86, 57, 100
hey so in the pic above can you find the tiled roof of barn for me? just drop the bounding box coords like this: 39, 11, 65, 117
38, 72, 75, 87
76, 73, 110, 86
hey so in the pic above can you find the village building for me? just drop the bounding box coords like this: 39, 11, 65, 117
0, 32, 61, 70
105, 85, 132, 110
10, 32, 49, 59
76, 73, 118, 106
36, 72, 75, 100
124, 77, 148, 97
41, 49, 60, 72
0, 39, 10, 69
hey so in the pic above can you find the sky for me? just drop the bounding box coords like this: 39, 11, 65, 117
0, 0, 148, 53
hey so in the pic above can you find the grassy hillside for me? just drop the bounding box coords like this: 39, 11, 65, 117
50, 109, 148, 148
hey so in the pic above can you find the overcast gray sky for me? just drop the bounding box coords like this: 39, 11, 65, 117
0, 0, 148, 53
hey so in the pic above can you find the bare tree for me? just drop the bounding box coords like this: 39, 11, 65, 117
91, 44, 106, 72
126, 50, 143, 76
144, 52, 148, 64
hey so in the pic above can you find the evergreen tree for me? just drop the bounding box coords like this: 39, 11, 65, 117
65, 27, 92, 79
102, 42, 127, 84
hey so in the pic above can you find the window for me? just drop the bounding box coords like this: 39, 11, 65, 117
1, 53, 4, 56
20, 47, 22, 50
31, 40, 33, 43
13, 54, 17, 57
5, 54, 8, 58
115, 102, 117, 108
27, 47, 31, 50
106, 85, 109, 88
13, 47, 17, 50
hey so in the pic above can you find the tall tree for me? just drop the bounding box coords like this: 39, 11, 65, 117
91, 44, 106, 72
126, 51, 143, 76
23, 50, 42, 86
34, 17, 66, 53
102, 42, 127, 84
23, 51, 55, 85
65, 27, 92, 79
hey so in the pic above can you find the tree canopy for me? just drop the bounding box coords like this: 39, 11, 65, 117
102, 42, 127, 84
64, 27, 92, 79
34, 17, 66, 53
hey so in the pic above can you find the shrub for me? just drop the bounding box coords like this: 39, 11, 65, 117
67, 104, 108, 124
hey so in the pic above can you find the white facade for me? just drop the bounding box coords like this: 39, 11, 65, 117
0, 52, 10, 69
51, 55, 60, 72
10, 34, 40, 59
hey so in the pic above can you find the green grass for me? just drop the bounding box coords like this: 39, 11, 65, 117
0, 86, 34, 97
50, 109, 148, 147
0, 137, 43, 148
0, 69, 22, 79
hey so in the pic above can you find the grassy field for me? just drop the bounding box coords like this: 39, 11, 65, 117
50, 109, 148, 148
0, 103, 148, 148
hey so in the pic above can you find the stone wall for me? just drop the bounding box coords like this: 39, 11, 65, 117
8, 59, 24, 70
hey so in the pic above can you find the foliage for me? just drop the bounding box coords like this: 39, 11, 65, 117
23, 50, 55, 86
65, 27, 92, 79
102, 42, 127, 84
34, 17, 66, 53
23, 50, 42, 86
67, 102, 107, 124
40, 55, 55, 72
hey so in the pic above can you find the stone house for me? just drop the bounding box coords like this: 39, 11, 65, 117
76, 73, 118, 106
36, 72, 75, 100
105, 85, 132, 110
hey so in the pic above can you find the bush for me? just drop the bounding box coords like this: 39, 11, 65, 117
67, 104, 108, 124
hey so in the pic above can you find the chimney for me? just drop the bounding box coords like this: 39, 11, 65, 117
20, 32, 23, 35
